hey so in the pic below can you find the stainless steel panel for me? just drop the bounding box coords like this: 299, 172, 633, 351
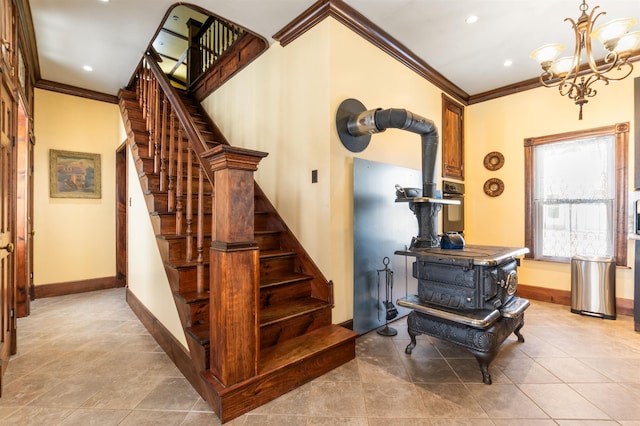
571, 255, 616, 319
353, 158, 419, 334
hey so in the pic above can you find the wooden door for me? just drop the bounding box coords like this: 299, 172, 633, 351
0, 76, 16, 393
15, 99, 30, 316
115, 143, 127, 287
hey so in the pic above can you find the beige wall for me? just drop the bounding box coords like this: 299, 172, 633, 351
466, 68, 640, 301
203, 17, 639, 322
126, 147, 187, 347
202, 19, 449, 323
33, 89, 122, 285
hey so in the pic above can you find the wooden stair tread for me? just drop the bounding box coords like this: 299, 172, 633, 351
260, 271, 312, 288
157, 233, 211, 241
259, 249, 296, 259
164, 259, 210, 269
259, 325, 357, 372
176, 290, 209, 304
260, 298, 329, 326
254, 230, 281, 236
151, 211, 212, 217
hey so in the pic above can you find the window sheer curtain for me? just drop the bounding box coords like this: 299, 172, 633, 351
533, 135, 615, 259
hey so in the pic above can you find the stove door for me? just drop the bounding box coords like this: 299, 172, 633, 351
443, 194, 464, 234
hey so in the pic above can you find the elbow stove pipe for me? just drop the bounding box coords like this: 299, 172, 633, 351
336, 98, 438, 198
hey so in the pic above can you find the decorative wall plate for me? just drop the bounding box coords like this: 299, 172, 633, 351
483, 151, 505, 171
484, 178, 504, 197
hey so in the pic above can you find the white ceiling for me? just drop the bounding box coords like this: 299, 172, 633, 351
29, 0, 640, 98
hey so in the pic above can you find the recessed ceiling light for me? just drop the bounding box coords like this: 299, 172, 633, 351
465, 15, 478, 24
83, 65, 93, 72
503, 59, 513, 67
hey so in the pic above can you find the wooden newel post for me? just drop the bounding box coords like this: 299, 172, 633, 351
203, 144, 268, 386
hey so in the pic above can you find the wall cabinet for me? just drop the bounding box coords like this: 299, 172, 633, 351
442, 94, 464, 180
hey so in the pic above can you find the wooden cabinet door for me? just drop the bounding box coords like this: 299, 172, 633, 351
0, 76, 16, 392
441, 94, 464, 180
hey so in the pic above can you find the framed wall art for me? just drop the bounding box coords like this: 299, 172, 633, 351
50, 149, 101, 199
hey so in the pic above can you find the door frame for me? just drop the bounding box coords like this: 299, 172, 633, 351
116, 142, 127, 287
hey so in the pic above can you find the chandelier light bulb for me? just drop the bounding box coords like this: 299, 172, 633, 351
591, 17, 637, 49
530, 43, 564, 66
550, 57, 575, 76
613, 31, 640, 55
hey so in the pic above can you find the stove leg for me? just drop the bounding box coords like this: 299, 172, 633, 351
513, 320, 525, 343
405, 330, 418, 354
470, 350, 495, 385
478, 361, 492, 385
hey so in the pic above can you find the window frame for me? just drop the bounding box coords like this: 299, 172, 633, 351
524, 123, 629, 266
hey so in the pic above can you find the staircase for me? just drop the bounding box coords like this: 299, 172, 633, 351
118, 57, 357, 422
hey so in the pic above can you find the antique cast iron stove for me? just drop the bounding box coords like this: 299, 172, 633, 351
336, 98, 530, 384
395, 245, 529, 384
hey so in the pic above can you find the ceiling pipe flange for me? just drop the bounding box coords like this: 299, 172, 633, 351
336, 98, 382, 153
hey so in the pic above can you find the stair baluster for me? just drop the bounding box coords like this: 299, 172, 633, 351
175, 128, 184, 234
156, 94, 166, 179
186, 148, 194, 261
167, 105, 176, 212
197, 165, 205, 294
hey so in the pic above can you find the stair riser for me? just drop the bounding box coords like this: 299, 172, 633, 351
151, 213, 212, 235
260, 281, 312, 309
142, 173, 213, 193
187, 300, 209, 326
129, 118, 147, 133
260, 307, 331, 349
185, 332, 209, 372
135, 156, 154, 175
255, 232, 281, 251
259, 256, 297, 282
130, 137, 150, 157
254, 213, 269, 231
121, 102, 143, 120
158, 238, 210, 264
165, 264, 210, 294
146, 193, 213, 214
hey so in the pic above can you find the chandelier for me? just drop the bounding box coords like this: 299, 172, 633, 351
530, 1, 640, 119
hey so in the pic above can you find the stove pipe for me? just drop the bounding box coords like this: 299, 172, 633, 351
336, 99, 438, 198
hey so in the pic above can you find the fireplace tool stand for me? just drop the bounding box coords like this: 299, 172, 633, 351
377, 257, 398, 336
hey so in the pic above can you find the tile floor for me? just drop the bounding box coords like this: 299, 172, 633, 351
1, 287, 639, 425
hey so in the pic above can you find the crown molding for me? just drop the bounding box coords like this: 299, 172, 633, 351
35, 79, 118, 104
273, 0, 469, 105
274, 3, 640, 106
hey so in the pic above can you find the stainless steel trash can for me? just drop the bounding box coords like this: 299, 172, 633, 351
571, 255, 616, 319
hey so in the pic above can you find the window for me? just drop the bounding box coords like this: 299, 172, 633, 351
524, 123, 629, 265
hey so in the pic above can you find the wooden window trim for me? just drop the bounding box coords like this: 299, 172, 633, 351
524, 122, 629, 266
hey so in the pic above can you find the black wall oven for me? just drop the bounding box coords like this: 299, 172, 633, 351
442, 180, 464, 234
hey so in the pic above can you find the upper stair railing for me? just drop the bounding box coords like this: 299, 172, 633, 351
187, 16, 244, 87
